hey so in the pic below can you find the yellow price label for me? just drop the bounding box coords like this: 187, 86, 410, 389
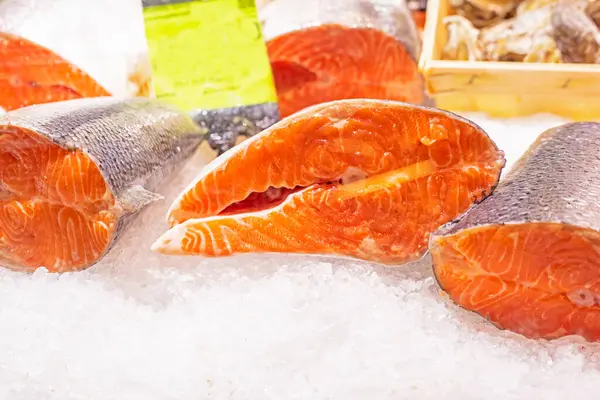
143, 0, 278, 111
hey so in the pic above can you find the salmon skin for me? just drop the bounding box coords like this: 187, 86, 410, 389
430, 122, 600, 342
0, 97, 205, 273
0, 32, 111, 112
261, 0, 427, 118
191, 103, 280, 155
152, 99, 505, 265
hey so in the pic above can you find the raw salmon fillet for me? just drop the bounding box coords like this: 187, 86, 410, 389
430, 122, 600, 341
153, 99, 505, 265
261, 0, 427, 118
0, 97, 204, 272
0, 32, 110, 112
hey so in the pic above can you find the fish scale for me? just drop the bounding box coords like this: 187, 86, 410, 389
433, 123, 600, 233
191, 104, 280, 155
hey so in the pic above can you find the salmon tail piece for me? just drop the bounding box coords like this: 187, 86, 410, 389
430, 122, 600, 342
153, 99, 505, 265
0, 32, 111, 111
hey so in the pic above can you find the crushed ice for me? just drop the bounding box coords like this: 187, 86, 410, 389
0, 2, 591, 393
3, 109, 600, 398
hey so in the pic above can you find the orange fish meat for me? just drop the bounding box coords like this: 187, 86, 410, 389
261, 0, 427, 119
430, 122, 600, 341
153, 99, 505, 265
0, 97, 204, 273
413, 10, 427, 34
0, 32, 110, 112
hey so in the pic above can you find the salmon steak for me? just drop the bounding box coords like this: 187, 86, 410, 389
430, 122, 600, 341
0, 32, 110, 112
0, 97, 205, 272
152, 99, 505, 265
261, 0, 427, 119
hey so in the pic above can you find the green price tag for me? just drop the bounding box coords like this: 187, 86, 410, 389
142, 0, 278, 111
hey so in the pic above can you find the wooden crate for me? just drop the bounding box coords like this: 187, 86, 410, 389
418, 0, 600, 120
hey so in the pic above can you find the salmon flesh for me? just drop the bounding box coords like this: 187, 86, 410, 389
430, 122, 600, 341
261, 0, 427, 118
0, 97, 205, 272
153, 99, 506, 265
0, 32, 111, 112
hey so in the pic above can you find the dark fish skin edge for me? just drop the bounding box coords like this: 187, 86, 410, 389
191, 102, 280, 155
429, 122, 600, 289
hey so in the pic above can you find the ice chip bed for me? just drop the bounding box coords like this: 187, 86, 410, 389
4, 113, 600, 399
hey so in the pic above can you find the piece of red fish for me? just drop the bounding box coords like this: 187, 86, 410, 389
261, 0, 427, 118
0, 97, 204, 272
430, 122, 600, 341
153, 99, 505, 265
0, 32, 110, 112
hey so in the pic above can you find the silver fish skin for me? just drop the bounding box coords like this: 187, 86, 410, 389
431, 122, 600, 239
260, 0, 421, 61
0, 96, 205, 271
